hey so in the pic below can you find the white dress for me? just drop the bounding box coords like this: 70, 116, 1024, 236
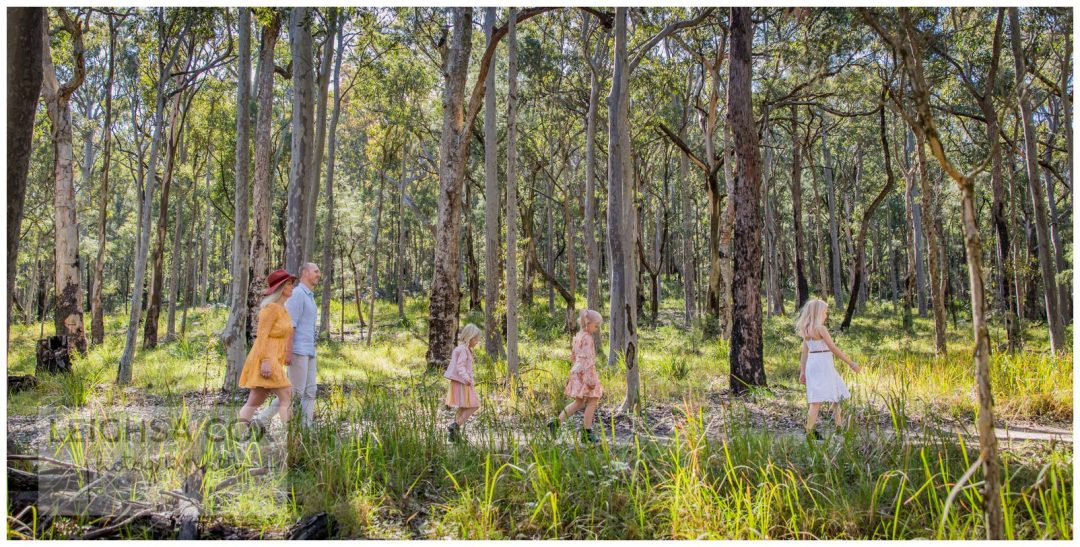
804, 338, 850, 403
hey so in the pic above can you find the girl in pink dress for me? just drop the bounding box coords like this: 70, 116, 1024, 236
548, 309, 604, 443
444, 324, 482, 442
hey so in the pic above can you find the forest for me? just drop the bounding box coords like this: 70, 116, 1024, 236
5, 6, 1074, 540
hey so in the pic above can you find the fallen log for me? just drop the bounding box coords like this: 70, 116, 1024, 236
288, 512, 336, 540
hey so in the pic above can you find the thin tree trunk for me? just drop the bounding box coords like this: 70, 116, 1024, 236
728, 6, 766, 395
221, 7, 252, 389
762, 126, 782, 316
790, 107, 809, 310
481, 8, 504, 358
143, 92, 186, 350
506, 8, 521, 378
318, 14, 343, 338
7, 7, 44, 334
583, 20, 604, 314
42, 8, 88, 355
821, 119, 844, 312
90, 12, 118, 346
165, 190, 186, 341
304, 8, 337, 263
915, 130, 948, 354
1044, 99, 1070, 321
1009, 9, 1064, 351
395, 138, 408, 322
366, 172, 386, 346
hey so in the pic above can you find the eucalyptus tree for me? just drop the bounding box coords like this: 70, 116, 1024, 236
222, 7, 251, 389
42, 7, 89, 355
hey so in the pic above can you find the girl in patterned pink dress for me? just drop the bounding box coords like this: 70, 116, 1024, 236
444, 324, 482, 443
547, 309, 604, 443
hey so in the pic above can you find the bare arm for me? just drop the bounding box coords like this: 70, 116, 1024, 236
818, 327, 859, 371
799, 340, 808, 383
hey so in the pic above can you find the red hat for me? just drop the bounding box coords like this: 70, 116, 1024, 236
264, 269, 298, 295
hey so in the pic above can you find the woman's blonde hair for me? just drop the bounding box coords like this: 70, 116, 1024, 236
577, 309, 603, 331
259, 282, 289, 310
794, 298, 828, 339
458, 323, 482, 346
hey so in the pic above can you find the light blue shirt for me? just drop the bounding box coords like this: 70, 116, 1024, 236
285, 283, 317, 356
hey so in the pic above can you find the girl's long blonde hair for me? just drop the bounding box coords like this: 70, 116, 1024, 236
577, 309, 602, 331
458, 323, 482, 346
795, 299, 828, 340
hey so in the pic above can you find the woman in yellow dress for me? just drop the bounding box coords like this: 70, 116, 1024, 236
238, 269, 297, 429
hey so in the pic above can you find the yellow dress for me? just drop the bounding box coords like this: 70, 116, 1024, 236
238, 303, 293, 389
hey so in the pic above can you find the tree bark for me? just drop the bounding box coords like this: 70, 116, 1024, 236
790, 107, 809, 310
821, 118, 845, 312
42, 8, 88, 355
319, 14, 346, 338
728, 7, 766, 395
1009, 8, 1063, 351
143, 91, 188, 350
222, 7, 252, 389
90, 12, 119, 346
915, 130, 948, 354
505, 8, 521, 378
366, 171, 386, 346
582, 19, 605, 314
8, 8, 45, 334
481, 8, 504, 358
304, 8, 337, 264
286, 7, 315, 275
248, 12, 281, 342
165, 189, 186, 341
762, 126, 783, 316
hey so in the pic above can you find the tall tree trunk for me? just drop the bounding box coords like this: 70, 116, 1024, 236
394, 138, 408, 322
762, 126, 783, 316
1044, 100, 1070, 322
248, 12, 281, 342
481, 8, 504, 358
607, 8, 642, 412
677, 78, 696, 326
165, 190, 186, 341
286, 6, 315, 274
903, 129, 929, 317
143, 92, 186, 350
821, 119, 844, 312
728, 6, 766, 395
790, 107, 809, 309
8, 8, 45, 333
1009, 9, 1064, 351
425, 8, 475, 369
90, 12, 118, 346
304, 8, 337, 263
322, 13, 349, 335
505, 8, 521, 377
221, 7, 252, 389
366, 172, 386, 346
915, 130, 948, 354
465, 181, 482, 312
42, 8, 88, 355
583, 20, 604, 314
840, 99, 897, 330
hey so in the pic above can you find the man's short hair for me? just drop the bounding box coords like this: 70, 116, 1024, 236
300, 262, 319, 276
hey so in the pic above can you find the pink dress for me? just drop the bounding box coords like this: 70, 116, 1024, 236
444, 344, 479, 409
564, 331, 603, 399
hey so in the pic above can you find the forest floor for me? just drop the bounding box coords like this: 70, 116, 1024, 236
5, 296, 1073, 539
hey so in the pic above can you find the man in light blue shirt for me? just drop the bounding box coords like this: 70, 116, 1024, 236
257, 262, 321, 427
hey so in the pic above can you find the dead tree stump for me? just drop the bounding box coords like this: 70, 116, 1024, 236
36, 336, 72, 374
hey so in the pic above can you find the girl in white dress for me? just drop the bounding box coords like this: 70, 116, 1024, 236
795, 299, 861, 439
